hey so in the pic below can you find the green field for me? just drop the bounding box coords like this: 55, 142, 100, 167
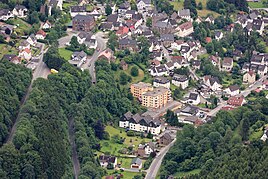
248, 2, 266, 8
59, 48, 73, 60
6, 18, 31, 35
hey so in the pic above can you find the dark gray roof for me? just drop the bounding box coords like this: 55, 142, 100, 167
119, 38, 137, 45
154, 77, 170, 84
229, 85, 240, 92
137, 0, 151, 5
126, 10, 136, 15
70, 5, 86, 12
215, 31, 222, 38
149, 51, 161, 58
73, 15, 94, 22
0, 9, 10, 16
2, 54, 16, 61
161, 133, 172, 140
181, 105, 199, 115
155, 65, 167, 73
107, 14, 118, 23
173, 74, 188, 82
160, 34, 174, 42
178, 9, 190, 17
100, 22, 113, 29
72, 51, 87, 60
131, 158, 142, 165
14, 5, 27, 10
192, 60, 201, 66
189, 93, 198, 100
119, 2, 130, 9
49, 0, 59, 6
99, 155, 116, 163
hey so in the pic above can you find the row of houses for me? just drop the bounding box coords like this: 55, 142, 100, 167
0, 5, 28, 21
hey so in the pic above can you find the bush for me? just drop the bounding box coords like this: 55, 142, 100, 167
131, 66, 139, 76
127, 131, 135, 136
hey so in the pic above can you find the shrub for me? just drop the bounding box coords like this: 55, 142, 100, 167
127, 131, 135, 136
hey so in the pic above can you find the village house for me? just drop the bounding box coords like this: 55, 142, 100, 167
19, 48, 32, 61
137, 0, 152, 11
72, 15, 95, 32
205, 16, 215, 24
48, 0, 63, 15
99, 155, 117, 168
130, 82, 153, 99
153, 77, 170, 89
0, 9, 14, 21
120, 60, 128, 70
178, 105, 200, 117
118, 38, 137, 51
215, 31, 223, 41
12, 5, 28, 18
178, 9, 191, 21
69, 51, 87, 67
263, 80, 268, 90
192, 60, 201, 70
142, 87, 171, 108
243, 71, 256, 84
186, 92, 201, 105
26, 34, 37, 46
260, 126, 268, 142
160, 34, 174, 47
203, 75, 222, 91
159, 133, 173, 146
118, 2, 131, 14
222, 57, 233, 72
2, 54, 21, 64
36, 30, 46, 40
19, 40, 30, 50
70, 5, 87, 17
42, 20, 52, 29
137, 142, 155, 157
131, 158, 142, 169
195, 16, 203, 24
176, 21, 194, 37
227, 96, 246, 107
209, 55, 221, 68
119, 112, 162, 135
98, 48, 115, 63
172, 74, 189, 89
179, 116, 200, 125
150, 65, 168, 76
152, 20, 173, 34
149, 51, 163, 61
225, 85, 240, 97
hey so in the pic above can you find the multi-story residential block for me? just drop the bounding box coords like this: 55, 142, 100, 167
72, 15, 95, 32
141, 87, 171, 108
119, 112, 162, 135
130, 82, 153, 99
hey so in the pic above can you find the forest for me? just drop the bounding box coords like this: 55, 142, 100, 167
0, 61, 32, 146
0, 59, 142, 178
160, 97, 268, 178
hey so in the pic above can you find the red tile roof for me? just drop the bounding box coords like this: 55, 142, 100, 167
227, 96, 245, 106
36, 29, 46, 36
221, 106, 235, 111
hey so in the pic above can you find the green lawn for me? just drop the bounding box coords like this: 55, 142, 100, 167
105, 126, 151, 147
196, 0, 220, 17
0, 44, 18, 59
6, 18, 31, 35
104, 170, 145, 179
174, 169, 201, 177
63, 1, 77, 9
59, 48, 73, 60
171, 1, 184, 11
248, 2, 266, 8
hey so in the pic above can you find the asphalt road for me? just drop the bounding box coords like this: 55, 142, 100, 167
81, 32, 107, 83
145, 139, 176, 179
5, 43, 50, 143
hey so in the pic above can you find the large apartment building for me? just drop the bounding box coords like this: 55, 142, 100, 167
130, 82, 153, 99
119, 112, 162, 135
72, 15, 95, 32
141, 87, 171, 108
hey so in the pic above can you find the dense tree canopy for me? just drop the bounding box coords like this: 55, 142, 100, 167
160, 98, 268, 178
0, 61, 32, 145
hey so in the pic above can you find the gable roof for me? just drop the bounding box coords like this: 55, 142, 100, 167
178, 9, 190, 17
177, 21, 193, 31
131, 158, 142, 165
228, 85, 240, 92
189, 93, 198, 100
